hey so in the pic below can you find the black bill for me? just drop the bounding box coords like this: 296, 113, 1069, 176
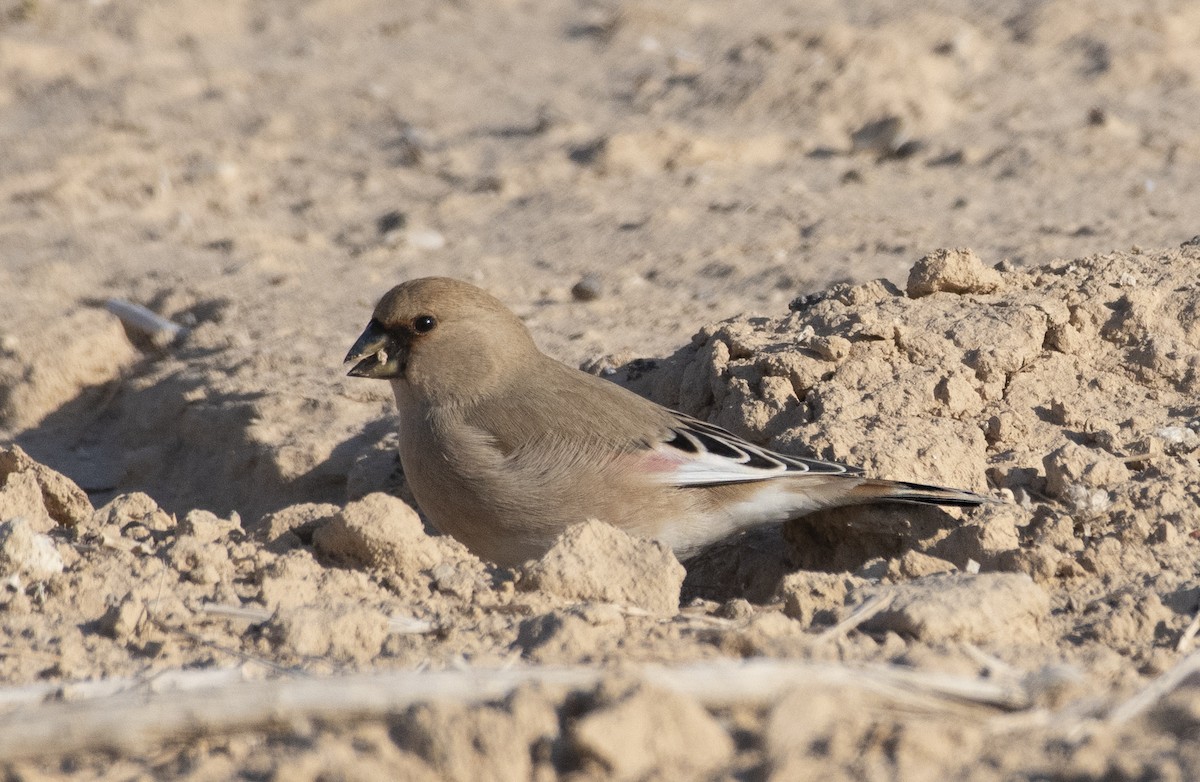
344, 319, 405, 379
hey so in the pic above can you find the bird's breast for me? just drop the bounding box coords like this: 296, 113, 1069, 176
390, 402, 553, 565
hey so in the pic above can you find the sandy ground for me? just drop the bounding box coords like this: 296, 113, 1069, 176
3, 0, 1200, 778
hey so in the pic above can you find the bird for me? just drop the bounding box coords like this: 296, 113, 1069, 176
345, 277, 986, 568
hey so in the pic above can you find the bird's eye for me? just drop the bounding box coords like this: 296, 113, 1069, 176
412, 315, 437, 334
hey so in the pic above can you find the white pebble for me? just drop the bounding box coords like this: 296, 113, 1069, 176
406, 230, 446, 251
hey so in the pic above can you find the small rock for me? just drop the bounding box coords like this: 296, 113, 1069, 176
521, 519, 684, 615
906, 248, 1003, 297
1157, 425, 1200, 452
580, 353, 632, 376
858, 572, 1049, 644
1062, 483, 1112, 514
997, 544, 1071, 583
766, 687, 869, 777
376, 210, 407, 234
716, 611, 808, 656
1082, 592, 1172, 654
855, 557, 889, 580
810, 335, 852, 361
850, 116, 910, 156
0, 517, 64, 580
571, 275, 603, 302
571, 683, 734, 780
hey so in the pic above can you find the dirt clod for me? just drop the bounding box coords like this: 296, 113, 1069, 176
571, 683, 735, 780
906, 247, 1004, 297
0, 445, 92, 528
313, 492, 463, 577
521, 519, 685, 615
268, 604, 390, 663
778, 571, 865, 627
860, 573, 1050, 644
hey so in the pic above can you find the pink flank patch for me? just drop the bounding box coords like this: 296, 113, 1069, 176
635, 449, 689, 475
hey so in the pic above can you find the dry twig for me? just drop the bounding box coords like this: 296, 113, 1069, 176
816, 591, 895, 643
1106, 648, 1200, 726
104, 298, 187, 349
1176, 609, 1200, 653
198, 602, 435, 634
0, 658, 1034, 760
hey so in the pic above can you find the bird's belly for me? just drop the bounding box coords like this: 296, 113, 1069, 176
652, 481, 826, 559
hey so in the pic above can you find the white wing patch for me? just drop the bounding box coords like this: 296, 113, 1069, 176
649, 415, 861, 487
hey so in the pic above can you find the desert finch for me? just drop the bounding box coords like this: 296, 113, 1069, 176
345, 277, 985, 567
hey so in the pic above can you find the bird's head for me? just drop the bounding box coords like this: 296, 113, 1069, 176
344, 277, 538, 405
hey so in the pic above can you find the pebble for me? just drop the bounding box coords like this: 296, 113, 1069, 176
406, 229, 446, 251
571, 275, 603, 302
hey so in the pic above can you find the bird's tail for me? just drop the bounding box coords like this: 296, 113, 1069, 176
844, 478, 989, 508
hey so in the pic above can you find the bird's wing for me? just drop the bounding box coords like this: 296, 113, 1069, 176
642, 413, 862, 486
466, 358, 859, 488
